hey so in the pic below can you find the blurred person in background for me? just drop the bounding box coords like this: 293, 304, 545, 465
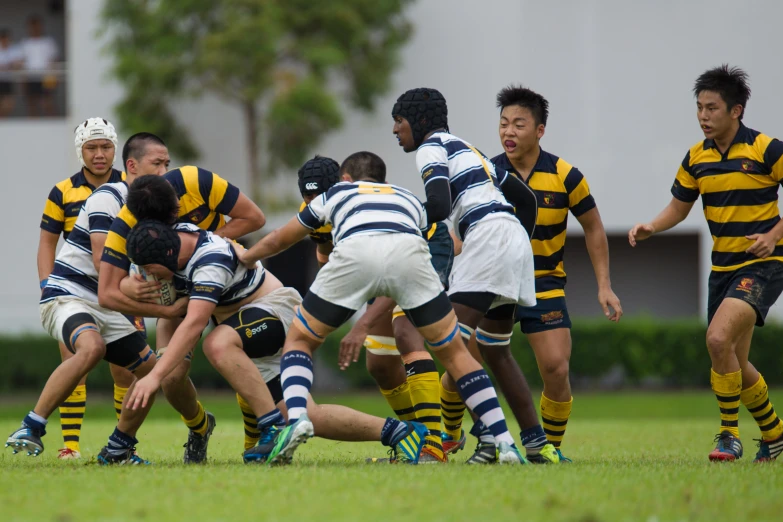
20, 15, 58, 117
0, 29, 21, 117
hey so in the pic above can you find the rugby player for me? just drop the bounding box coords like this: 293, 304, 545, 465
629, 65, 783, 462
236, 151, 528, 464
392, 88, 559, 464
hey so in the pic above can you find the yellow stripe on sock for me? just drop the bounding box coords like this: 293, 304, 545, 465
741, 374, 783, 441
711, 369, 742, 438
440, 375, 465, 440
183, 401, 208, 437
380, 382, 416, 422
60, 384, 86, 452
237, 394, 260, 450
407, 371, 443, 457
114, 384, 128, 421
540, 393, 572, 449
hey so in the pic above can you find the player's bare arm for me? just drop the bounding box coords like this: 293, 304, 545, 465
628, 198, 695, 247
98, 261, 187, 318
128, 299, 215, 410
339, 297, 397, 370
213, 192, 265, 240
239, 217, 310, 266
576, 207, 622, 322
37, 229, 59, 286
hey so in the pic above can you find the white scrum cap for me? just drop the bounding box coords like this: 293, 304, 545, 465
74, 117, 118, 166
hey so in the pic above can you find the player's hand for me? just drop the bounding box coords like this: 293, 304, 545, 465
237, 248, 258, 269
628, 223, 655, 247
746, 232, 778, 258
164, 297, 190, 319
120, 274, 162, 303
127, 374, 161, 410
339, 326, 367, 370
598, 286, 623, 322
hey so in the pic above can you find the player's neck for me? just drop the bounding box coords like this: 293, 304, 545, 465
713, 122, 741, 154
82, 167, 110, 188
508, 145, 540, 180
178, 233, 198, 270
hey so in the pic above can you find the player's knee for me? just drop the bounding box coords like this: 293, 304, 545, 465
539, 357, 570, 385
706, 328, 734, 359
202, 335, 227, 365
160, 361, 191, 393
77, 340, 106, 367
132, 349, 157, 378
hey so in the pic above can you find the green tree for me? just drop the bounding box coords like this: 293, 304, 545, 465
101, 0, 413, 205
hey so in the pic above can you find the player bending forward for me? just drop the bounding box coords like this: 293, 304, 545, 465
236, 151, 527, 464
121, 179, 431, 464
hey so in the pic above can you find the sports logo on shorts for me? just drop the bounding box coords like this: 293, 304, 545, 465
736, 277, 755, 293
245, 322, 268, 338
305, 182, 319, 190
133, 316, 145, 332
541, 310, 564, 324
542, 193, 556, 207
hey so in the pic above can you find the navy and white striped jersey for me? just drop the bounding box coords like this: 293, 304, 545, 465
297, 181, 427, 244
172, 223, 266, 306
41, 181, 129, 304
417, 131, 515, 239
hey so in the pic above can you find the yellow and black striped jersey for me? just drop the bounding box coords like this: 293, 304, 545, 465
672, 123, 783, 272
299, 201, 333, 244
492, 150, 595, 299
102, 166, 240, 271
40, 169, 125, 239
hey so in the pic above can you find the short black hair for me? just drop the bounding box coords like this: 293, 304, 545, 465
339, 151, 386, 183
127, 174, 179, 225
693, 65, 751, 119
122, 132, 166, 171
496, 85, 549, 126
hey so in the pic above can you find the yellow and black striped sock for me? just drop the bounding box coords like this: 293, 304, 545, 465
380, 381, 416, 422
113, 385, 128, 421
741, 374, 783, 442
183, 401, 208, 437
60, 384, 86, 452
711, 368, 742, 438
440, 374, 466, 440
541, 393, 572, 448
237, 393, 260, 450
404, 355, 443, 458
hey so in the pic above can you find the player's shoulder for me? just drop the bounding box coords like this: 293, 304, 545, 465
53, 170, 84, 192
324, 181, 356, 199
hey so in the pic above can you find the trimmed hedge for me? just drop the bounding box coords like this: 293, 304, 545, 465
2, 320, 782, 392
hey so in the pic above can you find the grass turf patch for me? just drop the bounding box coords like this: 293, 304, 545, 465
1, 391, 782, 522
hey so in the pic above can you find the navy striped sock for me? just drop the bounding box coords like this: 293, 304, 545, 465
520, 425, 547, 455
456, 370, 514, 446
107, 427, 137, 456
470, 420, 494, 445
23, 411, 47, 435
257, 409, 285, 431
380, 417, 409, 447
281, 351, 313, 424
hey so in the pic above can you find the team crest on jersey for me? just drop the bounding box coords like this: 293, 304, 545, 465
741, 160, 753, 172
736, 278, 755, 293
542, 193, 556, 207
541, 310, 564, 324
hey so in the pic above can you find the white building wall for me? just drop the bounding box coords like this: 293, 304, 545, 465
1, 0, 783, 331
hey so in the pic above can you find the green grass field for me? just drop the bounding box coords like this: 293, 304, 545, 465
1, 391, 782, 522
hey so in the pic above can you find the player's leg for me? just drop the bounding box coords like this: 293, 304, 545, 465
402, 292, 525, 464
156, 317, 216, 463
365, 307, 416, 422
732, 264, 783, 462
519, 297, 574, 462
98, 334, 158, 466
7, 305, 106, 457
392, 312, 445, 462
705, 296, 755, 461
56, 341, 87, 459
439, 333, 484, 455
202, 312, 286, 462
110, 364, 135, 421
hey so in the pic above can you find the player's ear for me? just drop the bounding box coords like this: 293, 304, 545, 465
341, 172, 353, 182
